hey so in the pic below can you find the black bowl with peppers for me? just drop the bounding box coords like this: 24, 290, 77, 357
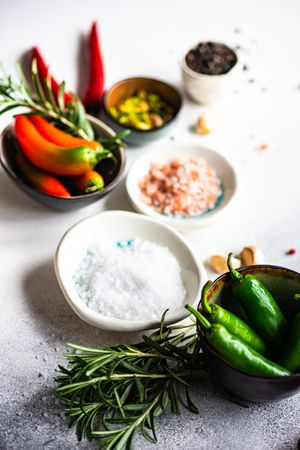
196, 265, 300, 402
0, 116, 126, 211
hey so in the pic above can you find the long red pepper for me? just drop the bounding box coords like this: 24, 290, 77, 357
31, 47, 72, 104
16, 152, 70, 198
83, 22, 104, 111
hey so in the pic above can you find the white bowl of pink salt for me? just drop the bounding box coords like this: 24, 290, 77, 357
126, 144, 237, 229
54, 210, 206, 332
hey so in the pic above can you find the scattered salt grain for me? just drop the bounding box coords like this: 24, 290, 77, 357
73, 239, 186, 321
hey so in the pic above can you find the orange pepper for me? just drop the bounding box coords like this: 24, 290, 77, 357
16, 152, 70, 197
15, 115, 101, 176
72, 169, 104, 193
29, 115, 101, 151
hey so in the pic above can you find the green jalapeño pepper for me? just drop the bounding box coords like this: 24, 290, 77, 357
201, 281, 268, 355
227, 253, 289, 347
279, 313, 300, 373
186, 305, 291, 377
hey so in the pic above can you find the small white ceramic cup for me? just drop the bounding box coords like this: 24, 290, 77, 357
180, 46, 239, 104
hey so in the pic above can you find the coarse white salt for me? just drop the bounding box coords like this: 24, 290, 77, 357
73, 239, 187, 321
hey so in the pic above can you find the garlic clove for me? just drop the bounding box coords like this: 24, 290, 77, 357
196, 115, 211, 135
240, 246, 264, 266
209, 255, 241, 274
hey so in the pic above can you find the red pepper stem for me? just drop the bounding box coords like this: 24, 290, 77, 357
227, 252, 243, 281
186, 304, 211, 330
201, 281, 213, 314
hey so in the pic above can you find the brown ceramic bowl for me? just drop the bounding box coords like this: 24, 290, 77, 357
102, 77, 182, 146
197, 265, 300, 402
0, 116, 126, 211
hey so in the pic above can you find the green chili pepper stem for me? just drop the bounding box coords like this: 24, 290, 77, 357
201, 281, 213, 314
227, 252, 243, 281
186, 304, 211, 330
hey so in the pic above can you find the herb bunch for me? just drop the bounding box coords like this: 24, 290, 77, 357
0, 60, 94, 140
55, 315, 206, 450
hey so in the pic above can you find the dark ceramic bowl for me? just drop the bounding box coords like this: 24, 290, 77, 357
102, 77, 182, 146
197, 265, 300, 402
0, 116, 126, 211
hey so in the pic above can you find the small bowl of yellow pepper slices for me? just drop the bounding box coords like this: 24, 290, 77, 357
102, 77, 182, 146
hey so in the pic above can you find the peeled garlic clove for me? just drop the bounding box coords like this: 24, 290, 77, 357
209, 255, 241, 274
240, 246, 264, 266
196, 115, 211, 135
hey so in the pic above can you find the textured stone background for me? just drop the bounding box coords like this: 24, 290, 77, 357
1, 0, 300, 448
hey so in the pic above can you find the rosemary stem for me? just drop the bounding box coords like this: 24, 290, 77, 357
57, 371, 191, 393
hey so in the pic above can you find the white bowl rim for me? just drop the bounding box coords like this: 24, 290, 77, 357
126, 143, 238, 228
54, 210, 207, 331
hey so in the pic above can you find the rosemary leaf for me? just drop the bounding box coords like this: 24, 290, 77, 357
57, 81, 66, 111
185, 385, 199, 414
31, 59, 47, 105
0, 103, 22, 115
44, 72, 59, 112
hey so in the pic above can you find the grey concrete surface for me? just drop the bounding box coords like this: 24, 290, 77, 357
1, 0, 300, 448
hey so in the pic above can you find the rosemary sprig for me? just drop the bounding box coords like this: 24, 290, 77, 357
55, 317, 205, 449
0, 60, 94, 140
97, 129, 131, 153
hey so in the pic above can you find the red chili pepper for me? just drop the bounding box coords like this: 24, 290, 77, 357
16, 152, 70, 197
15, 115, 101, 176
31, 47, 72, 104
72, 169, 104, 193
29, 115, 102, 152
83, 22, 104, 111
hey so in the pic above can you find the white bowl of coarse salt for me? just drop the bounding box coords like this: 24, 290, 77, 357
54, 210, 206, 332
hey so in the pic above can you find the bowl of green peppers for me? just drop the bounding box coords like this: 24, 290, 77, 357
188, 254, 300, 402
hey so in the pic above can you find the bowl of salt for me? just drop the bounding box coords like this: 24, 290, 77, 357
55, 210, 206, 332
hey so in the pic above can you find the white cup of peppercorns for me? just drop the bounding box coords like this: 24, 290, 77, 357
181, 42, 238, 104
